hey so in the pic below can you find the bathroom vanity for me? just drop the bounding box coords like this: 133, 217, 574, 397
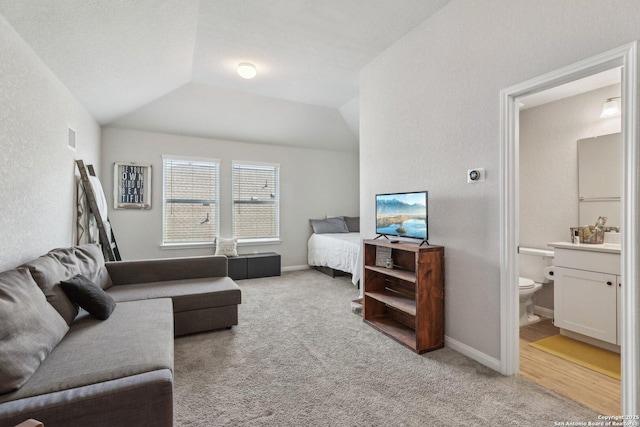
548, 242, 621, 351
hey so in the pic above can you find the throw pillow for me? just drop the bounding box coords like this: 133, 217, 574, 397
215, 237, 239, 256
0, 268, 69, 393
59, 275, 116, 320
309, 217, 349, 234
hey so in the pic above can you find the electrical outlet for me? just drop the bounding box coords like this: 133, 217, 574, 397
467, 168, 485, 183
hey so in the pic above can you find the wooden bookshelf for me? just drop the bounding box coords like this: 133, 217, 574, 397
362, 239, 444, 353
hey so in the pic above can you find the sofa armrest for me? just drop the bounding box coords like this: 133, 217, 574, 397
0, 370, 172, 427
14, 421, 43, 427
106, 255, 228, 285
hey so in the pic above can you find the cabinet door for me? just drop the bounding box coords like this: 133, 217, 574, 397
554, 267, 617, 344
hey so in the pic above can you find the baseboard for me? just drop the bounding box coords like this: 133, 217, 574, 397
533, 305, 554, 319
445, 335, 502, 372
281, 265, 310, 272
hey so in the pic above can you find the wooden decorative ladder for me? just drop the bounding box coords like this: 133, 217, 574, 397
76, 160, 121, 261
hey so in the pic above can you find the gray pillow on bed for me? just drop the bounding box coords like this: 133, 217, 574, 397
343, 216, 360, 232
309, 217, 349, 234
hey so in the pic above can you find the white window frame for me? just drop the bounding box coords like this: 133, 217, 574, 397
161, 155, 220, 248
232, 161, 281, 244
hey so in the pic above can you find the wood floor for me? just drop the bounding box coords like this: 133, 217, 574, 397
519, 318, 621, 415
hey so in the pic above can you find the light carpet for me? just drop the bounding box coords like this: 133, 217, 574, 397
174, 270, 598, 426
530, 334, 621, 380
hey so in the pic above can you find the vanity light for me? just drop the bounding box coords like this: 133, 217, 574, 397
237, 63, 257, 79
600, 96, 621, 118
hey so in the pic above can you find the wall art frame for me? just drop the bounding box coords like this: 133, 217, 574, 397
113, 162, 152, 209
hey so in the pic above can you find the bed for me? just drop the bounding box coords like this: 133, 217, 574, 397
307, 216, 362, 287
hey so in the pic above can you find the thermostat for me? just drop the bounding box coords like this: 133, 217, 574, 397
467, 168, 485, 183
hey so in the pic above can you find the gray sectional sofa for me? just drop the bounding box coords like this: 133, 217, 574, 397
0, 244, 241, 427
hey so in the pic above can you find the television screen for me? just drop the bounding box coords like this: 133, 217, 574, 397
376, 191, 428, 240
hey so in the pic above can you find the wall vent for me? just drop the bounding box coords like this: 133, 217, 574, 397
68, 127, 76, 150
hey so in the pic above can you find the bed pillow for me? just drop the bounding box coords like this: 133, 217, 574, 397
309, 217, 349, 234
343, 216, 360, 232
0, 268, 69, 393
215, 237, 238, 256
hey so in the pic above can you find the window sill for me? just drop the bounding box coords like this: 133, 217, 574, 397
160, 242, 214, 250
238, 238, 281, 246
160, 239, 281, 250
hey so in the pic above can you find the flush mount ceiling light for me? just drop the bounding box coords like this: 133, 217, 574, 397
600, 96, 621, 118
237, 62, 257, 79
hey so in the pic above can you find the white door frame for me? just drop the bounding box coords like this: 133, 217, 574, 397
499, 42, 639, 414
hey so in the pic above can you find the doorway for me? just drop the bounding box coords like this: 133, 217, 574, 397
499, 42, 639, 415
516, 70, 622, 414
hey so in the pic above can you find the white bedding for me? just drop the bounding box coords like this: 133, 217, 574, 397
308, 232, 362, 286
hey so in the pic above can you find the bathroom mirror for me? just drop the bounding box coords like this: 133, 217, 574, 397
577, 132, 621, 226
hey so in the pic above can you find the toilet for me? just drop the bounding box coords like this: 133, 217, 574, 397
519, 277, 543, 326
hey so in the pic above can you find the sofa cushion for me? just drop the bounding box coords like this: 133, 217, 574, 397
20, 251, 79, 325
106, 256, 228, 285
60, 275, 116, 320
0, 268, 69, 394
107, 277, 241, 313
73, 244, 113, 290
21, 244, 112, 325
0, 298, 174, 403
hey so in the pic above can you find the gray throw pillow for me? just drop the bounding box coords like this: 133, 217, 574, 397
60, 275, 116, 320
0, 268, 69, 393
309, 217, 349, 234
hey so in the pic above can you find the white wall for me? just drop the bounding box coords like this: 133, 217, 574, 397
0, 16, 101, 271
359, 0, 640, 361
101, 127, 359, 267
519, 84, 621, 310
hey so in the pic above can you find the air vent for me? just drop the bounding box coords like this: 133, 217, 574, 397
68, 127, 76, 150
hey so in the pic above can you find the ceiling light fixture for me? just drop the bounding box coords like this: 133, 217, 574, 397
600, 96, 621, 118
237, 63, 257, 79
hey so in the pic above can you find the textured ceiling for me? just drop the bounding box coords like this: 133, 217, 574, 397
0, 0, 199, 124
190, 0, 449, 108
0, 0, 451, 149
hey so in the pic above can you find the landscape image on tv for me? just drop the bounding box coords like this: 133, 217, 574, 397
376, 191, 428, 239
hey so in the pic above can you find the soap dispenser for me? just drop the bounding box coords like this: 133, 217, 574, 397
573, 229, 580, 244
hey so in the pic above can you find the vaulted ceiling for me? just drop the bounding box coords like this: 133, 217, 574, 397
0, 0, 451, 151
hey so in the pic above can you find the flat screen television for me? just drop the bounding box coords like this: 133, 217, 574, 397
375, 191, 428, 242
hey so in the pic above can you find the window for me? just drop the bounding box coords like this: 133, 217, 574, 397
162, 156, 219, 245
232, 162, 280, 241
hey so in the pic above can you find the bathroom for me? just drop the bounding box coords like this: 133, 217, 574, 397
517, 69, 622, 414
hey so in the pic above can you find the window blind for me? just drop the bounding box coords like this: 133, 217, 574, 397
163, 157, 219, 244
232, 163, 280, 240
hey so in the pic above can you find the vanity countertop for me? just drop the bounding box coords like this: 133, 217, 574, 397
548, 241, 621, 254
